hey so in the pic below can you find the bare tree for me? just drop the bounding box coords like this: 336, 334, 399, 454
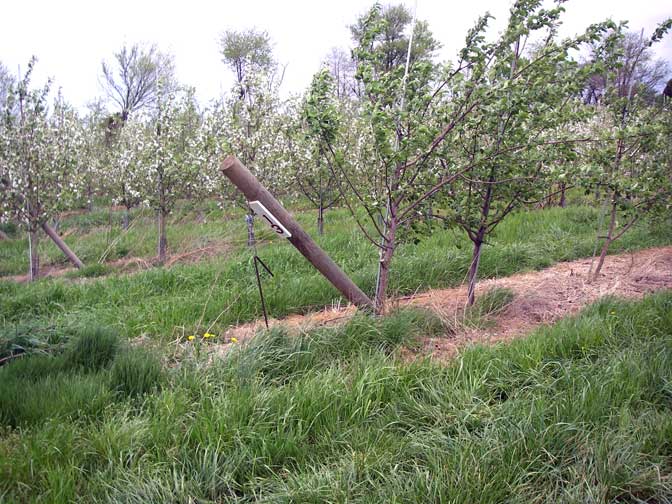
584, 31, 670, 104
101, 43, 175, 122
323, 47, 359, 100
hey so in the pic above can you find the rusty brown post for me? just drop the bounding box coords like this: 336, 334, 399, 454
220, 155, 373, 310
41, 222, 84, 269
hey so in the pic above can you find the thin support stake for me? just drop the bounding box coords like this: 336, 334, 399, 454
253, 255, 273, 329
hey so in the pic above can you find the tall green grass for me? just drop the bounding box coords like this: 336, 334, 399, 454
0, 326, 121, 427
1, 206, 671, 341
0, 326, 164, 428
0, 292, 671, 502
110, 349, 164, 397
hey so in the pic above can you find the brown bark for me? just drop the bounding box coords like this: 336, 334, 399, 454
122, 208, 131, 230
593, 199, 617, 280
559, 183, 567, 208
317, 203, 324, 236
594, 238, 612, 281
87, 184, 94, 212
28, 230, 39, 281
157, 210, 167, 264
41, 222, 84, 269
374, 216, 397, 315
466, 166, 495, 306
467, 238, 483, 306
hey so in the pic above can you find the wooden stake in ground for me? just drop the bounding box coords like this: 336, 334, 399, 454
220, 155, 373, 310
41, 222, 84, 269
1, 178, 85, 275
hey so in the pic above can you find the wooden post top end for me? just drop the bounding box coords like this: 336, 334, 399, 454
220, 155, 240, 172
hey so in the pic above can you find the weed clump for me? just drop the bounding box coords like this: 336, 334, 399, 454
470, 286, 515, 319
0, 322, 63, 360
0, 325, 165, 426
0, 324, 122, 427
231, 307, 443, 385
66, 263, 112, 279
65, 326, 120, 372
0, 221, 17, 237
110, 349, 164, 397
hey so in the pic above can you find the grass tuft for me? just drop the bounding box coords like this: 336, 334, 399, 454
65, 262, 112, 279
110, 349, 164, 397
470, 286, 515, 318
65, 326, 120, 372
0, 361, 113, 427
231, 307, 437, 385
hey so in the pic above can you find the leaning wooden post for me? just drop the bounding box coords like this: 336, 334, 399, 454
220, 155, 373, 310
41, 222, 84, 269
1, 177, 84, 268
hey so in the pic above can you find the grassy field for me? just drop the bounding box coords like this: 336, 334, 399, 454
1, 292, 671, 502
2, 203, 672, 502
1, 205, 671, 341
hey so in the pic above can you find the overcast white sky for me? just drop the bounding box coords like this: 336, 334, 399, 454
1, 0, 670, 111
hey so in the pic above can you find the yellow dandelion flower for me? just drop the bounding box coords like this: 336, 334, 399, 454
187, 335, 196, 341
610, 311, 616, 315
231, 337, 239, 344
203, 332, 215, 339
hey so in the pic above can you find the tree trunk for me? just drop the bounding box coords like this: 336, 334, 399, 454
246, 213, 256, 247
466, 238, 484, 306
107, 207, 113, 248
41, 222, 84, 269
317, 203, 324, 236
467, 166, 495, 306
0, 229, 8, 241
559, 183, 567, 208
594, 237, 612, 281
28, 229, 40, 281
87, 184, 94, 212
122, 207, 131, 230
157, 210, 167, 264
593, 199, 617, 280
374, 217, 397, 315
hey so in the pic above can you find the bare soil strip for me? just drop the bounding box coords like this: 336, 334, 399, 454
217, 246, 672, 359
3, 241, 234, 282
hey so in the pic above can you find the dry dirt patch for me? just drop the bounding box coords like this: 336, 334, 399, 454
215, 246, 672, 360
3, 241, 234, 282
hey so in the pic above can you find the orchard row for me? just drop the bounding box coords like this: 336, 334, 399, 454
1, 2, 670, 311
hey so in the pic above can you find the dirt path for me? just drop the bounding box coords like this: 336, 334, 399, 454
2, 241, 234, 283
217, 246, 672, 359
